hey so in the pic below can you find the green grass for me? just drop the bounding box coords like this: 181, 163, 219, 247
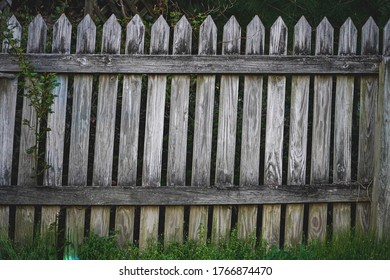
1, 230, 390, 260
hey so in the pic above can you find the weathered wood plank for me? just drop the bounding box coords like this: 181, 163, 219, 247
0, 183, 370, 206
41, 14, 72, 241
0, 15, 21, 238
15, 14, 47, 244
213, 16, 241, 244
0, 54, 380, 74
309, 17, 333, 242
65, 14, 96, 258
285, 16, 311, 247
189, 15, 216, 243
263, 16, 287, 247
140, 15, 169, 249
116, 14, 144, 246
332, 18, 357, 236
238, 15, 264, 241
90, 14, 121, 237
356, 17, 379, 233
165, 16, 191, 245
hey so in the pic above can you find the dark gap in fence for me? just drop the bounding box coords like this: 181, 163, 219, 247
62, 75, 73, 186
137, 75, 148, 186
234, 76, 244, 186
259, 76, 268, 185
207, 206, 213, 240
329, 75, 337, 183
8, 205, 15, 241
303, 203, 310, 244
11, 84, 23, 185
231, 205, 238, 232
351, 76, 361, 182
306, 76, 315, 184
109, 206, 116, 234
86, 75, 98, 186
210, 76, 220, 186
183, 205, 190, 240
161, 76, 171, 187
133, 206, 140, 244
327, 202, 333, 240
351, 202, 357, 232
84, 206, 91, 237
256, 204, 263, 244
186, 75, 196, 185
37, 117, 49, 185
158, 206, 165, 239
33, 206, 41, 239
112, 74, 123, 186
283, 75, 292, 185
57, 206, 66, 259
279, 204, 286, 248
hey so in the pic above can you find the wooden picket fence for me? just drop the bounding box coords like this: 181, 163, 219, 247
1, 13, 389, 253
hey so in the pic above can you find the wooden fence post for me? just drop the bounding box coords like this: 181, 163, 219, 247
372, 20, 390, 239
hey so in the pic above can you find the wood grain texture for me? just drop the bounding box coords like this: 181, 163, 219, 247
116, 15, 144, 246
140, 16, 169, 249
91, 14, 121, 237
356, 17, 379, 233
66, 14, 96, 256
238, 16, 264, 240
213, 16, 241, 244
263, 17, 287, 247
285, 16, 311, 247
0, 15, 21, 238
15, 15, 47, 245
165, 16, 191, 245
189, 16, 216, 243
332, 18, 356, 236
309, 18, 334, 242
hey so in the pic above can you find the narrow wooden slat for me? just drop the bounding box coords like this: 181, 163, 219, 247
66, 14, 96, 258
0, 15, 21, 238
115, 14, 144, 247
238, 15, 264, 240
285, 16, 311, 247
309, 18, 334, 242
90, 14, 121, 237
15, 14, 47, 244
263, 16, 287, 247
212, 16, 241, 244
189, 15, 217, 243
140, 15, 169, 249
41, 14, 72, 242
165, 16, 191, 245
356, 17, 379, 233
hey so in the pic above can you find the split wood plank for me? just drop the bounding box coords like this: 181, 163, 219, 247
212, 16, 241, 244
139, 16, 169, 250
189, 16, 217, 243
285, 16, 311, 247
15, 14, 47, 244
116, 14, 144, 247
0, 15, 21, 238
309, 18, 334, 242
238, 15, 264, 241
165, 16, 192, 245
356, 17, 379, 233
262, 17, 287, 247
66, 14, 96, 257
90, 14, 121, 237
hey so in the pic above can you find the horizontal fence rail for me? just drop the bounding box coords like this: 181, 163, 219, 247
0, 12, 389, 252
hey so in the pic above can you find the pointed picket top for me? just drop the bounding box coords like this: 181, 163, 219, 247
52, 14, 72, 54
2, 15, 22, 52
27, 14, 47, 53
270, 16, 287, 55
222, 15, 241, 55
361, 17, 379, 55
315, 17, 334, 55
383, 19, 390, 55
246, 15, 265, 55
101, 14, 121, 54
294, 16, 311, 55
126, 14, 145, 55
76, 14, 96, 54
150, 15, 170, 54
198, 15, 217, 55
173, 15, 192, 55
338, 18, 357, 55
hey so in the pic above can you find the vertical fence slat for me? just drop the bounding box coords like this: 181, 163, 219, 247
189, 15, 217, 243
165, 16, 192, 245
0, 15, 21, 238
238, 15, 264, 241
356, 17, 379, 233
332, 18, 357, 236
15, 14, 47, 244
140, 15, 169, 249
115, 14, 144, 247
262, 17, 287, 247
40, 14, 72, 242
309, 17, 334, 242
213, 16, 241, 244
90, 14, 121, 237
285, 16, 311, 247
66, 14, 96, 258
